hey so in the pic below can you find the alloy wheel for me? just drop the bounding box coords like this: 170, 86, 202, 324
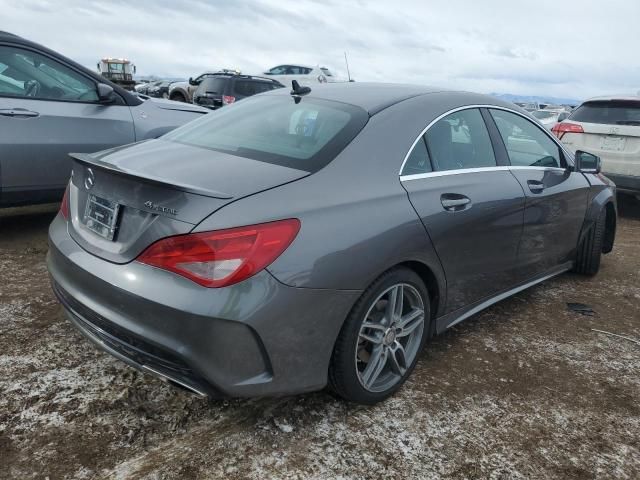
355, 283, 425, 393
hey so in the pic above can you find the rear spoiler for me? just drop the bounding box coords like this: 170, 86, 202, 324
69, 152, 233, 199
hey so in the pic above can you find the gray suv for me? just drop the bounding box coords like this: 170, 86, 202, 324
0, 31, 208, 207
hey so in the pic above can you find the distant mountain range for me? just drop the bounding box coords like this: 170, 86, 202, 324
491, 93, 581, 107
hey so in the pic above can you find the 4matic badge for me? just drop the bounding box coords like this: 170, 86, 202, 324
144, 201, 178, 216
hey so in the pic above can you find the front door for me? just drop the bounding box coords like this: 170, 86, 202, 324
400, 108, 525, 314
0, 43, 135, 206
487, 108, 590, 278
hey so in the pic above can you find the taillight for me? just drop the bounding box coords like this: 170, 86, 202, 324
552, 122, 584, 140
137, 219, 300, 287
222, 95, 236, 105
60, 183, 70, 219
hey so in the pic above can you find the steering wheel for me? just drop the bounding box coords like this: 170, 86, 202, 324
24, 80, 41, 97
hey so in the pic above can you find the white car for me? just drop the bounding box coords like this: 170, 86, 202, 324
553, 95, 640, 195
531, 108, 570, 130
263, 64, 338, 87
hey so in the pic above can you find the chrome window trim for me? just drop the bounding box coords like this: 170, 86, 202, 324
398, 104, 575, 178
400, 165, 566, 182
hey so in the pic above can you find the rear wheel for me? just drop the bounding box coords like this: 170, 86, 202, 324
574, 208, 606, 275
170, 92, 187, 103
328, 268, 430, 404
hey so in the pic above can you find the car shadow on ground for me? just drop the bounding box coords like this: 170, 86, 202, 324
617, 192, 640, 220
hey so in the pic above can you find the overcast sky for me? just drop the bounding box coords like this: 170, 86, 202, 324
3, 0, 639, 101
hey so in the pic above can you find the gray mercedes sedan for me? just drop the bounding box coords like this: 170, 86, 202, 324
47, 83, 617, 404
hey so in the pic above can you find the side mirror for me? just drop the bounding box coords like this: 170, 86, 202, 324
188, 77, 197, 85
575, 150, 601, 174
97, 83, 115, 103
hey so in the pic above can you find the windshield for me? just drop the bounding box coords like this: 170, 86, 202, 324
163, 95, 368, 172
570, 100, 640, 125
532, 111, 556, 120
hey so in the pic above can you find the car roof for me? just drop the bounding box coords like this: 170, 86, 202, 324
264, 82, 514, 116
582, 95, 640, 103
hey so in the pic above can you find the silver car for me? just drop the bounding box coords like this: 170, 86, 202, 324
48, 83, 616, 404
0, 32, 208, 207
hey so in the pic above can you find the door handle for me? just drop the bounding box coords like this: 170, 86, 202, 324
0, 108, 40, 118
441, 194, 471, 211
527, 180, 545, 193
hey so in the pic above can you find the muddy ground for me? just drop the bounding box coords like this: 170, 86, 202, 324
1, 196, 639, 480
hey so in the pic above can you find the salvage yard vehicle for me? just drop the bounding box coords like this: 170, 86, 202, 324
47, 83, 617, 405
532, 108, 570, 130
168, 71, 221, 103
553, 95, 640, 196
97, 57, 136, 91
263, 64, 337, 86
0, 31, 208, 207
192, 72, 283, 109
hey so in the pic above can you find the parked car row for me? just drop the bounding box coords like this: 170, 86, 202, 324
168, 63, 338, 105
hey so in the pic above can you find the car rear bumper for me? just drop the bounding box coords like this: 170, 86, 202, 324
47, 213, 360, 397
604, 173, 640, 193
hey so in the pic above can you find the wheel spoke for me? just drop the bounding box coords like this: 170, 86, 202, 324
361, 347, 388, 388
396, 308, 424, 338
359, 331, 383, 344
389, 342, 407, 375
386, 285, 404, 321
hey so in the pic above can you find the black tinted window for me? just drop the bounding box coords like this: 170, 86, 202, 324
163, 96, 368, 172
233, 80, 275, 96
490, 109, 562, 168
425, 109, 496, 171
196, 77, 226, 95
570, 100, 640, 126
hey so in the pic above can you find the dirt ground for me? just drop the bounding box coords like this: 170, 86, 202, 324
1, 195, 639, 480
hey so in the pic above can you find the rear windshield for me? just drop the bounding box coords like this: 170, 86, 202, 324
162, 95, 369, 172
570, 100, 640, 126
196, 77, 227, 95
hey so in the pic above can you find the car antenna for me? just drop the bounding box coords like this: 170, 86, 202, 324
291, 80, 311, 103
344, 51, 353, 82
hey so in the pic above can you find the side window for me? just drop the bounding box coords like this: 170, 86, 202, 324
401, 136, 432, 176
490, 109, 563, 168
0, 45, 98, 102
425, 108, 497, 171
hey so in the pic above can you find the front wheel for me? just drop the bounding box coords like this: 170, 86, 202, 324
328, 268, 430, 404
574, 208, 606, 275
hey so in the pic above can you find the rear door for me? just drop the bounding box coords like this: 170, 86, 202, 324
0, 43, 134, 206
488, 108, 590, 278
401, 107, 525, 314
558, 100, 640, 184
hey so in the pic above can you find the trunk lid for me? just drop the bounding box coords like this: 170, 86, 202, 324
68, 139, 309, 263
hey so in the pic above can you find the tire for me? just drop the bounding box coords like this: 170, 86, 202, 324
328, 267, 430, 404
170, 92, 187, 103
574, 208, 606, 275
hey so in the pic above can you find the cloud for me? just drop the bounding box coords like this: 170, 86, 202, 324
2, 0, 640, 100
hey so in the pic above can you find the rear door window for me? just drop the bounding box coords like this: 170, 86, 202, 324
425, 108, 497, 171
490, 109, 563, 168
401, 137, 432, 176
570, 100, 640, 126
